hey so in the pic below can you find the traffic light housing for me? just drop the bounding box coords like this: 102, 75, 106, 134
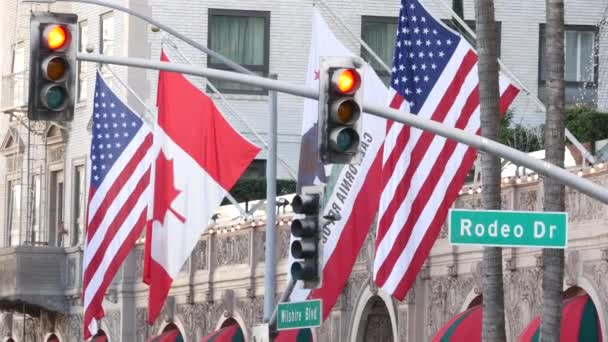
290, 186, 323, 289
29, 12, 78, 121
318, 57, 364, 165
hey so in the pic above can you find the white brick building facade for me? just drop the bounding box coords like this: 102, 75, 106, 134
0, 0, 607, 341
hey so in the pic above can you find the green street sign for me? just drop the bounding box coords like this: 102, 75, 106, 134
449, 209, 567, 249
277, 299, 322, 331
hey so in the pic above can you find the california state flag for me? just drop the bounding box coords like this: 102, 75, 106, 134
143, 51, 260, 323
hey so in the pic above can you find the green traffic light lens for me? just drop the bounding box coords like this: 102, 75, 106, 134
291, 262, 304, 280
336, 129, 355, 151
44, 85, 67, 110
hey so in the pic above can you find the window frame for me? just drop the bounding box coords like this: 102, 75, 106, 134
77, 20, 89, 102
71, 161, 87, 247
207, 8, 271, 95
360, 15, 398, 84
100, 11, 115, 56
538, 24, 599, 88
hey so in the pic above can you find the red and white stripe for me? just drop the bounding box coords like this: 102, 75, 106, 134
374, 40, 520, 299
83, 126, 155, 338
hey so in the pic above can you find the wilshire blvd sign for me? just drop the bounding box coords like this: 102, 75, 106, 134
449, 209, 568, 248
277, 299, 322, 330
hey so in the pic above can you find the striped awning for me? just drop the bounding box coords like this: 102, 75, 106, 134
432, 305, 482, 342
519, 295, 602, 342
146, 328, 184, 342
200, 325, 244, 342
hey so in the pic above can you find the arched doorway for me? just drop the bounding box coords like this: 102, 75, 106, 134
360, 296, 393, 342
467, 295, 482, 309
220, 318, 238, 329
91, 330, 108, 342
46, 333, 59, 342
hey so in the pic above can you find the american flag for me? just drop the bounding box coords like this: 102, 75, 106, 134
373, 0, 519, 299
83, 72, 154, 338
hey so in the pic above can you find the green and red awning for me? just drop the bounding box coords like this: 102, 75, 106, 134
519, 295, 602, 342
146, 328, 184, 342
200, 325, 244, 342
432, 305, 482, 342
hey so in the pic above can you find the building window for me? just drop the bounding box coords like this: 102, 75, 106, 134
242, 159, 266, 179
6, 180, 21, 247
27, 174, 42, 245
78, 20, 88, 101
11, 43, 26, 107
442, 19, 502, 56
361, 16, 398, 86
100, 11, 115, 81
49, 170, 65, 247
208, 9, 270, 94
72, 165, 86, 246
100, 12, 115, 56
539, 25, 598, 105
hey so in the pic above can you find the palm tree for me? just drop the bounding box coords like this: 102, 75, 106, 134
474, 0, 506, 341
540, 0, 565, 340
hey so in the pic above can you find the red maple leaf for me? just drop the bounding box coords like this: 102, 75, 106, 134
314, 70, 320, 80
153, 150, 185, 225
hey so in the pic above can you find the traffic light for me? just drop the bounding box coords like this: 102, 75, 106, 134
318, 57, 364, 165
290, 186, 324, 289
28, 12, 78, 121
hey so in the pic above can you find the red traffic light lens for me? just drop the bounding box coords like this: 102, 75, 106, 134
335, 69, 360, 95
47, 25, 67, 50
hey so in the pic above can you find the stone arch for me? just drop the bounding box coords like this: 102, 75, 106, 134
4, 337, 17, 342
215, 311, 249, 342
43, 332, 63, 342
92, 329, 109, 342
349, 281, 398, 342
459, 289, 481, 312
568, 279, 607, 341
155, 320, 188, 342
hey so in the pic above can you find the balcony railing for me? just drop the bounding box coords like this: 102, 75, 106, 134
1, 72, 28, 113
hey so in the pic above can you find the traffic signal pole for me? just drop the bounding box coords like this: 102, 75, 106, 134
76, 52, 608, 205
264, 75, 278, 322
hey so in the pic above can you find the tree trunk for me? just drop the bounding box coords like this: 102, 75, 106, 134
541, 0, 565, 340
474, 1, 506, 341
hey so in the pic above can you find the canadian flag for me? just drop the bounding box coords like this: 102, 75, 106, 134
143, 51, 260, 323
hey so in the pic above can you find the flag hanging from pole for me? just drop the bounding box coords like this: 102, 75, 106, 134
83, 72, 155, 339
373, 0, 520, 300
143, 51, 260, 324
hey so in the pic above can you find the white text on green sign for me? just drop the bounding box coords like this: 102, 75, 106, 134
449, 209, 567, 249
277, 299, 322, 331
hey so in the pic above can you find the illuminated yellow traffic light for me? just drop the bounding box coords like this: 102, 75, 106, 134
29, 13, 77, 121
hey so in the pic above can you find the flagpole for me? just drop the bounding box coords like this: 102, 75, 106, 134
264, 74, 279, 322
